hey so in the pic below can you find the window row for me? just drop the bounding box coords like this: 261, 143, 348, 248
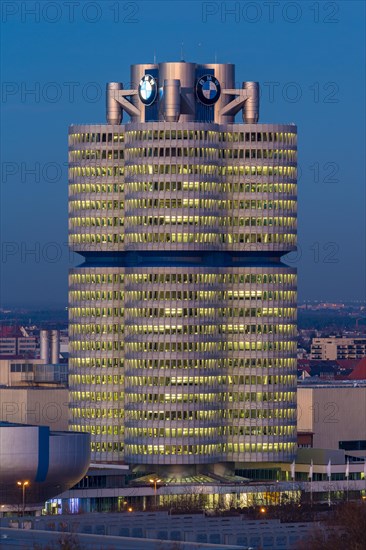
70, 374, 124, 384
124, 181, 296, 194
70, 149, 124, 161
69, 358, 124, 368
125, 323, 296, 336
126, 146, 219, 159
225, 391, 295, 402
69, 272, 296, 285
71, 391, 124, 401
126, 393, 219, 404
124, 307, 296, 318
69, 183, 124, 193
69, 324, 124, 335
123, 341, 296, 352
124, 442, 293, 455
70, 217, 124, 228
70, 166, 124, 178
124, 444, 218, 455
127, 427, 219, 438
124, 374, 295, 386
125, 216, 297, 228
70, 200, 124, 210
70, 291, 124, 300
125, 232, 296, 244
70, 341, 124, 351
123, 290, 296, 301
70, 407, 124, 418
125, 147, 296, 161
125, 129, 296, 144
123, 198, 296, 210
125, 164, 295, 177
90, 442, 124, 453
125, 129, 218, 142
125, 407, 295, 421
124, 357, 295, 370
224, 425, 296, 436
225, 408, 296, 420
69, 132, 124, 144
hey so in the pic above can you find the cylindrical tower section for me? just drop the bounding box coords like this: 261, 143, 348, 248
158, 62, 196, 123
68, 124, 125, 253
123, 121, 223, 252
242, 82, 259, 124
130, 63, 158, 123
223, 123, 297, 254
50, 330, 60, 364
222, 264, 297, 463
162, 79, 181, 122
123, 267, 225, 465
106, 82, 123, 125
202, 63, 235, 124
68, 267, 125, 463
40, 330, 50, 363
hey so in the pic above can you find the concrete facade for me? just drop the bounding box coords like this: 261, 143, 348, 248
297, 381, 366, 454
0, 387, 69, 431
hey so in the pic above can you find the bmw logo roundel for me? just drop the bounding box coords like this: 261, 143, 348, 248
138, 74, 157, 106
196, 74, 221, 105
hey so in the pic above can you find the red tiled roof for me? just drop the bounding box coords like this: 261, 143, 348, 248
336, 359, 360, 370
0, 326, 22, 338
348, 357, 366, 380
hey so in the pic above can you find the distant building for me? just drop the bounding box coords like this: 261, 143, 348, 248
297, 379, 366, 456
310, 336, 366, 360
0, 326, 37, 357
0, 386, 69, 431
0, 332, 69, 431
0, 358, 68, 386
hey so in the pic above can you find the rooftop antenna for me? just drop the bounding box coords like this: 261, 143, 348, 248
214, 51, 217, 63
153, 50, 156, 64
181, 42, 184, 61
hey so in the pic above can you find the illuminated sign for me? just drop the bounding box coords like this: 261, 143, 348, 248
196, 75, 221, 105
138, 74, 157, 106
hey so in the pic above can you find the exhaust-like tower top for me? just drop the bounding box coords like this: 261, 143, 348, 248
106, 61, 259, 124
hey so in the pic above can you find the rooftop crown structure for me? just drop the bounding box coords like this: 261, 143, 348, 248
68, 62, 297, 471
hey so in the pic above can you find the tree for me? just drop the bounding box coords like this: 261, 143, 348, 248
296, 502, 366, 550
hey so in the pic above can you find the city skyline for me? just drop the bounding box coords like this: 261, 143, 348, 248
1, 1, 365, 307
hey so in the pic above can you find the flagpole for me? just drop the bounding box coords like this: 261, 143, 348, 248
291, 460, 295, 499
345, 459, 350, 502
310, 460, 313, 506
327, 459, 331, 507
311, 475, 313, 506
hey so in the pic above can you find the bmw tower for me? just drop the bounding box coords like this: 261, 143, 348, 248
68, 62, 297, 474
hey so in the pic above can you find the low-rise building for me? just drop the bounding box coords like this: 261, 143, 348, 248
310, 337, 366, 360
297, 379, 366, 456
0, 326, 37, 357
0, 421, 90, 510
0, 386, 69, 431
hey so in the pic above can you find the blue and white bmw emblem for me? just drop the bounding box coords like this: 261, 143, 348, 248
196, 75, 221, 105
138, 74, 157, 105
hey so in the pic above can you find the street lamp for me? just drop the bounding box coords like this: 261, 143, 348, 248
17, 481, 30, 517
149, 478, 161, 509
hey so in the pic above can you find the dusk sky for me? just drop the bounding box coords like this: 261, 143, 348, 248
1, 0, 365, 307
